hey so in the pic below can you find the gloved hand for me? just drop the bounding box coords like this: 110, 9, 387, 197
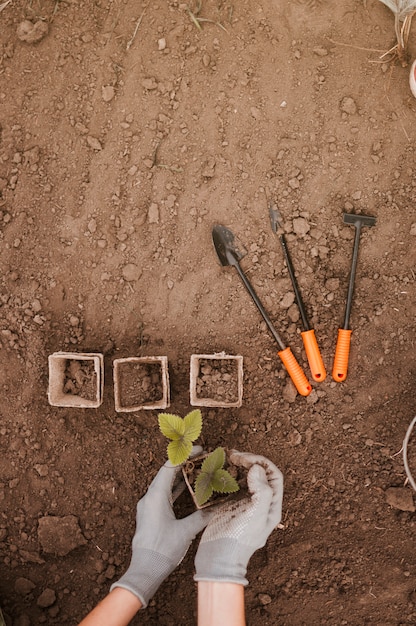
111, 447, 213, 608
194, 450, 284, 586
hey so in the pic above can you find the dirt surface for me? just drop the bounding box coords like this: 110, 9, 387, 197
195, 358, 240, 403
0, 0, 416, 624
63, 359, 98, 402
117, 361, 163, 408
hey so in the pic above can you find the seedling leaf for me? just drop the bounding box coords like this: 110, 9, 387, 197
183, 409, 203, 442
194, 447, 240, 506
159, 410, 203, 465
158, 413, 185, 440
200, 446, 225, 474
211, 469, 239, 494
168, 438, 193, 466
194, 470, 214, 506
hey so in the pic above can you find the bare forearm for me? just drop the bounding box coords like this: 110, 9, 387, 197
78, 587, 142, 626
197, 581, 246, 626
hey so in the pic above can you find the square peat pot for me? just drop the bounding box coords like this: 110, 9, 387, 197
48, 352, 104, 408
113, 356, 170, 412
190, 353, 243, 408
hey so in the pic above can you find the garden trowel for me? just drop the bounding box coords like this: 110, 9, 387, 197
212, 224, 312, 397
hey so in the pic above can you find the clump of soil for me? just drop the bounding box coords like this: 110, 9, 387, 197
196, 359, 239, 403
118, 361, 163, 408
63, 359, 97, 401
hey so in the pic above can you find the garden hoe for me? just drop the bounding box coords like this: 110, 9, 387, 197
332, 212, 376, 382
212, 224, 312, 397
269, 206, 327, 382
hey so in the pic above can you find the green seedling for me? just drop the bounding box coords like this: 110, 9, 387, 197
158, 409, 203, 466
194, 446, 239, 506
158, 409, 240, 507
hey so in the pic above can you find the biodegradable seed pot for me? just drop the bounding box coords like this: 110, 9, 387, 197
113, 356, 170, 412
48, 352, 104, 408
190, 353, 243, 408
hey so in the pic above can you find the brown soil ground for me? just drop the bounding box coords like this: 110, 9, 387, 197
0, 0, 416, 624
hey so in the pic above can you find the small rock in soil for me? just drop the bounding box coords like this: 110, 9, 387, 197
340, 96, 357, 115
292, 217, 310, 236
280, 292, 295, 309
34, 464, 48, 477
38, 515, 87, 556
102, 85, 115, 102
14, 577, 36, 596
282, 381, 297, 403
258, 593, 272, 605
37, 588, 56, 608
148, 202, 159, 223
202, 157, 216, 178
122, 263, 142, 282
86, 136, 102, 151
385, 487, 415, 512
16, 20, 49, 44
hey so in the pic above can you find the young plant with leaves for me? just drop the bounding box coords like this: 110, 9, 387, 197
158, 409, 202, 466
158, 409, 240, 507
194, 446, 239, 507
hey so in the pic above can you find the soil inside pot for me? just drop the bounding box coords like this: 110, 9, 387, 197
63, 359, 97, 401
196, 359, 239, 403
118, 361, 163, 407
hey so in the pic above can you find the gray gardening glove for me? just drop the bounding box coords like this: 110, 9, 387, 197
111, 447, 213, 608
194, 450, 284, 586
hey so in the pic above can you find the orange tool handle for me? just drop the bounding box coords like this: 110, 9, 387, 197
332, 329, 352, 382
278, 347, 312, 396
301, 329, 327, 382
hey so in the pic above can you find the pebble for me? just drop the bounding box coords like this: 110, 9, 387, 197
293, 217, 310, 236
88, 218, 97, 233
158, 38, 166, 50
86, 136, 102, 151
122, 263, 142, 282
313, 47, 328, 56
258, 593, 272, 605
201, 157, 216, 178
69, 316, 80, 327
280, 292, 295, 309
101, 85, 115, 102
142, 77, 158, 90
282, 381, 297, 403
340, 96, 357, 115
37, 588, 56, 608
37, 515, 87, 556
16, 20, 49, 44
410, 223, 416, 236
385, 487, 415, 512
32, 299, 42, 312
325, 278, 339, 291
15, 577, 36, 595
34, 464, 49, 477
148, 202, 159, 224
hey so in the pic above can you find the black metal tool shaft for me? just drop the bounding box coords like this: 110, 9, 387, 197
279, 234, 310, 331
